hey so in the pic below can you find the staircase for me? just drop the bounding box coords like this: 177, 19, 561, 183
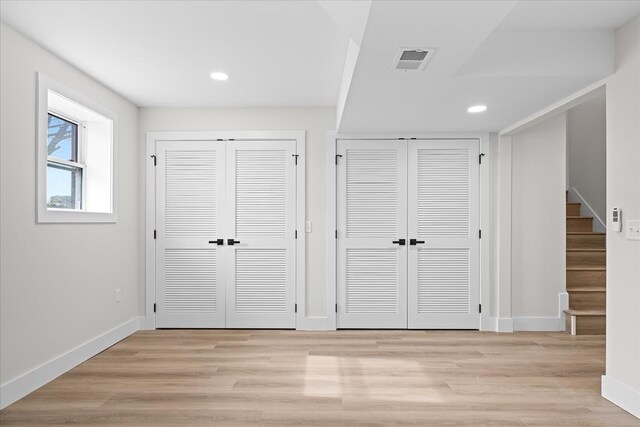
564, 197, 606, 335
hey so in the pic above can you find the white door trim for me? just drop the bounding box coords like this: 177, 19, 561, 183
143, 131, 306, 330
326, 132, 491, 331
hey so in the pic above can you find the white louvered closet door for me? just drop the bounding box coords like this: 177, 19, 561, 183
407, 140, 480, 329
225, 141, 297, 328
337, 140, 408, 328
156, 141, 226, 328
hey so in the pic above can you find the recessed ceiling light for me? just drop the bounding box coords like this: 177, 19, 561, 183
468, 105, 487, 113
210, 72, 229, 81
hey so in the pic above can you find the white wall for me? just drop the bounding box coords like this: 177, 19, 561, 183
511, 113, 566, 325
567, 94, 607, 223
138, 107, 335, 319
0, 21, 139, 394
602, 15, 640, 418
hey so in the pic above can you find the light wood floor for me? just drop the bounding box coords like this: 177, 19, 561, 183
1, 330, 636, 426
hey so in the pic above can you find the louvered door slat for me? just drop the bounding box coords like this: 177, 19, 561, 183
165, 249, 217, 312
337, 140, 408, 329
346, 149, 399, 237
235, 249, 287, 313
408, 140, 480, 330
165, 151, 217, 238
418, 248, 470, 313
156, 141, 226, 328
346, 249, 399, 313
417, 150, 470, 237
226, 141, 296, 328
235, 150, 288, 238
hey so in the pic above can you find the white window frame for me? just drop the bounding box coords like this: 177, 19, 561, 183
37, 73, 117, 223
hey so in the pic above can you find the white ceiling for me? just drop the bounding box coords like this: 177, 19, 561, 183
336, 1, 640, 132
498, 1, 640, 30
2, 1, 639, 131
0, 0, 349, 107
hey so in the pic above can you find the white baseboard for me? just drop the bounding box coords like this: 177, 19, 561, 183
497, 317, 514, 332
602, 375, 640, 418
138, 314, 155, 330
0, 316, 141, 409
480, 317, 514, 332
296, 316, 333, 331
513, 317, 565, 331
559, 292, 569, 314
480, 316, 497, 331
513, 292, 568, 331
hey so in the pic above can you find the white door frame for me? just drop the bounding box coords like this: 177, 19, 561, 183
326, 132, 492, 331
142, 131, 305, 330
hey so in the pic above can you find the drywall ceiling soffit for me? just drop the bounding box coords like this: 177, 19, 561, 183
319, 1, 373, 129
497, 0, 640, 30
336, 1, 640, 133
337, 0, 518, 133
0, 1, 350, 107
316, 0, 372, 46
456, 30, 614, 78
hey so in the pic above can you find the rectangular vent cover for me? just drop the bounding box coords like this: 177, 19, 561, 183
392, 48, 435, 71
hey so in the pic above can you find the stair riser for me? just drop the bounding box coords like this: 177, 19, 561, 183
566, 315, 606, 335
567, 270, 606, 289
566, 234, 606, 249
567, 218, 593, 232
567, 251, 606, 268
566, 204, 581, 216
569, 292, 606, 310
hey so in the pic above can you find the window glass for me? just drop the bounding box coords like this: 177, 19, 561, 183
47, 113, 78, 161
47, 163, 82, 209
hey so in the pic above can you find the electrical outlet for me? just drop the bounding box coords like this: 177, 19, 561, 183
115, 288, 121, 303
305, 220, 312, 233
626, 220, 640, 241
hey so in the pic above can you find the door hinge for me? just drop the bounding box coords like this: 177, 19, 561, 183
479, 153, 485, 164
292, 154, 299, 165
295, 229, 298, 239
153, 303, 156, 313
479, 304, 482, 313
335, 303, 338, 313
335, 154, 343, 165
154, 229, 157, 239
150, 155, 157, 166
479, 229, 482, 239
335, 229, 338, 239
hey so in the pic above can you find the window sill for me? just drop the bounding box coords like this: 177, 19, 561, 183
37, 209, 117, 224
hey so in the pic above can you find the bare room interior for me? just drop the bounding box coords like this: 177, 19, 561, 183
1, 1, 639, 425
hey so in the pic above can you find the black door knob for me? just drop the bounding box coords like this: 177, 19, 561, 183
392, 239, 406, 246
208, 239, 224, 245
410, 239, 425, 245
227, 239, 241, 245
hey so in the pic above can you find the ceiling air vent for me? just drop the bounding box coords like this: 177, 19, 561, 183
392, 48, 435, 71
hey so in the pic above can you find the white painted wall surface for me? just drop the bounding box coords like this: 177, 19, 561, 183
138, 108, 335, 318
511, 113, 567, 320
567, 95, 607, 221
603, 15, 640, 418
0, 23, 140, 384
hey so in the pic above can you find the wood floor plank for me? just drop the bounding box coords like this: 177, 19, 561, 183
1, 330, 636, 426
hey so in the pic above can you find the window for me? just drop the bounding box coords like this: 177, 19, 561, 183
47, 113, 84, 210
37, 73, 117, 223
